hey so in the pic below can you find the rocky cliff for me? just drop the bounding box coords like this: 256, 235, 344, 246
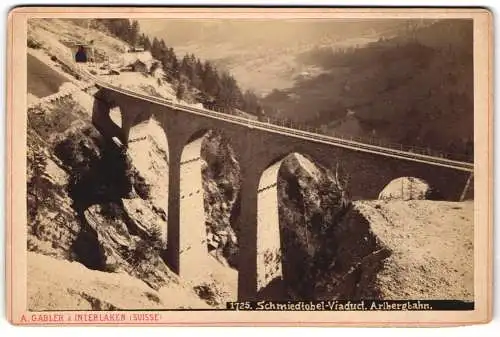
201, 131, 241, 267
27, 96, 218, 308
276, 154, 388, 300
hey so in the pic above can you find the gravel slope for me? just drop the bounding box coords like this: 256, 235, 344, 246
355, 200, 474, 301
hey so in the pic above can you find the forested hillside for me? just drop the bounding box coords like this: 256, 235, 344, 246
262, 20, 473, 160
89, 19, 261, 114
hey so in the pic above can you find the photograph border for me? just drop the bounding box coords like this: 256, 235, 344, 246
6, 6, 493, 326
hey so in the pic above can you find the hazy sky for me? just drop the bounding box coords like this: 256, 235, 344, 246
138, 19, 422, 48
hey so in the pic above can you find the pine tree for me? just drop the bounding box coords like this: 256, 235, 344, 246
137, 33, 149, 50
242, 89, 260, 114
176, 81, 186, 101
129, 20, 140, 47
143, 35, 152, 51
151, 37, 161, 59
159, 38, 167, 52
217, 71, 243, 110
202, 61, 221, 99
180, 54, 191, 80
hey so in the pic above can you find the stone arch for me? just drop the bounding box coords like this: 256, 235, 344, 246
378, 176, 438, 201
125, 116, 170, 242
256, 151, 325, 299
92, 92, 153, 147
177, 128, 241, 282
118, 107, 153, 146
256, 157, 285, 298
91, 94, 125, 144
109, 106, 122, 128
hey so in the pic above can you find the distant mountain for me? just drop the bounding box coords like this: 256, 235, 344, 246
140, 19, 473, 158
138, 19, 412, 95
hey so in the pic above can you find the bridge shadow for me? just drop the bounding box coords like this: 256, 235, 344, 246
194, 129, 241, 267
256, 277, 287, 300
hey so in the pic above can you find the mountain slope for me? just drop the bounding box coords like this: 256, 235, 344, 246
140, 19, 472, 159
262, 19, 473, 159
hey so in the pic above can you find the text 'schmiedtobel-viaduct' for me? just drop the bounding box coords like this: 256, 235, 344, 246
90, 80, 474, 301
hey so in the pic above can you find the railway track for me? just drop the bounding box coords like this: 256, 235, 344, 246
87, 74, 473, 173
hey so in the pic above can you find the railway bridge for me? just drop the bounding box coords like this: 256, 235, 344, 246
90, 79, 474, 301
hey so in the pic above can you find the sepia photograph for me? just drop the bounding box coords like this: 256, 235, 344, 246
6, 7, 492, 326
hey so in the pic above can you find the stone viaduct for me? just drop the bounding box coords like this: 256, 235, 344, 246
91, 82, 474, 301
